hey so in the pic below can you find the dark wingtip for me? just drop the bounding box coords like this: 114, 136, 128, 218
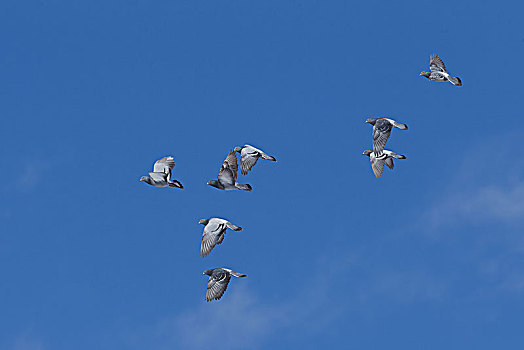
270, 156, 277, 162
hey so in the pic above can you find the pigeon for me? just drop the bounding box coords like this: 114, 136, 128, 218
140, 156, 183, 188
420, 54, 462, 86
207, 150, 252, 191
365, 118, 408, 156
199, 218, 243, 257
203, 268, 247, 301
362, 149, 406, 178
234, 145, 277, 175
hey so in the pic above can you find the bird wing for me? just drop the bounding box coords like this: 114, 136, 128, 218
206, 270, 231, 301
385, 157, 394, 170
372, 120, 392, 156
153, 156, 175, 178
429, 71, 447, 81
240, 147, 260, 175
430, 54, 447, 73
370, 154, 385, 178
201, 221, 226, 257
149, 172, 167, 182
218, 150, 238, 185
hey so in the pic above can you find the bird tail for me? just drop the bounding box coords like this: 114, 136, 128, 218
230, 271, 247, 278
393, 122, 408, 130
236, 183, 252, 191
449, 76, 462, 86
391, 153, 406, 159
227, 223, 243, 231
261, 154, 277, 162
169, 180, 183, 189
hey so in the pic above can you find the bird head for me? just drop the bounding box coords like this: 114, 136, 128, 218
234, 146, 243, 153
207, 180, 219, 188
198, 219, 210, 225
139, 176, 150, 183
362, 150, 373, 157
419, 71, 431, 78
365, 118, 377, 125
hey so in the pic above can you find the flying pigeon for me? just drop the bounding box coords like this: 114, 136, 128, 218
234, 144, 277, 175
203, 268, 247, 301
207, 150, 252, 191
363, 149, 406, 178
199, 218, 243, 257
139, 156, 183, 188
365, 118, 408, 156
420, 54, 462, 86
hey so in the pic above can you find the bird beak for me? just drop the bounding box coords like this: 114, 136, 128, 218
419, 72, 423, 76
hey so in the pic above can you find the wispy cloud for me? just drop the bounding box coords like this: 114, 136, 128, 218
6, 336, 44, 350
126, 249, 451, 350
419, 132, 524, 231
424, 181, 524, 230
127, 253, 356, 350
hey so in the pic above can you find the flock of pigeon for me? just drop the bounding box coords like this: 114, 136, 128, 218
139, 54, 462, 301
140, 144, 276, 301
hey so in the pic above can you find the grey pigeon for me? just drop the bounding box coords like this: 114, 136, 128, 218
420, 54, 462, 86
140, 156, 183, 188
207, 150, 252, 191
362, 149, 406, 178
203, 268, 247, 301
199, 218, 243, 257
234, 144, 276, 175
365, 117, 408, 156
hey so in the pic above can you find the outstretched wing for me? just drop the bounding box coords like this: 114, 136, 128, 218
201, 221, 226, 258
218, 150, 238, 185
370, 154, 385, 178
153, 156, 175, 178
372, 119, 392, 156
385, 157, 394, 170
240, 147, 260, 175
206, 270, 231, 301
430, 54, 447, 73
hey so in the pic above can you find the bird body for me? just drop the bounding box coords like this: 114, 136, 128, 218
203, 268, 247, 301
207, 150, 252, 191
140, 156, 183, 188
420, 54, 462, 86
365, 117, 408, 156
363, 149, 406, 178
234, 144, 277, 175
199, 218, 243, 257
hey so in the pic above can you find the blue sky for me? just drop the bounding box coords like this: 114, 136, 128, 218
1, 0, 524, 349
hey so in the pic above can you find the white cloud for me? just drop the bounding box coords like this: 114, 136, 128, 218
424, 181, 524, 230
6, 337, 44, 350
